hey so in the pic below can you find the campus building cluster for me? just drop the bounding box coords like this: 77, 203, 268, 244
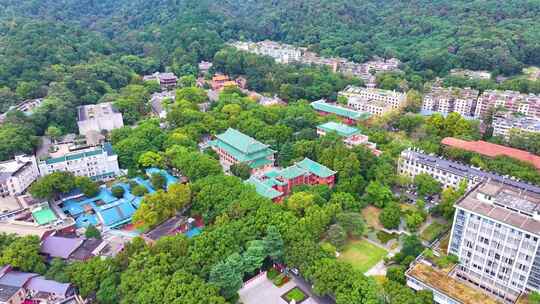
422, 87, 479, 118
230, 40, 400, 81
475, 90, 540, 120
492, 114, 540, 139
341, 86, 406, 116
401, 147, 540, 303
316, 121, 381, 155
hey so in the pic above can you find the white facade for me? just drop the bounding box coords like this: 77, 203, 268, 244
448, 181, 540, 303
38, 144, 120, 181
422, 87, 479, 117
492, 115, 540, 139
340, 86, 405, 116
0, 155, 40, 197
475, 90, 540, 119
77, 103, 124, 136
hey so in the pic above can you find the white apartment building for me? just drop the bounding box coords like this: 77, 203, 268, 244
475, 90, 540, 119
0, 155, 40, 197
492, 114, 540, 139
422, 87, 479, 118
38, 143, 120, 181
77, 103, 124, 136
448, 180, 540, 303
340, 86, 405, 116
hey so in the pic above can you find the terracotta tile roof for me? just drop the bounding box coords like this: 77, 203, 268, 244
442, 137, 540, 171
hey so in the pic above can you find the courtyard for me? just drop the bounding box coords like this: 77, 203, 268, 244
338, 239, 388, 273
239, 274, 318, 304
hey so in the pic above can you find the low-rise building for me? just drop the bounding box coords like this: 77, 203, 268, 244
209, 128, 275, 174
246, 158, 336, 202
150, 91, 175, 118
492, 114, 540, 139
310, 99, 369, 125
422, 87, 479, 118
475, 90, 540, 119
38, 143, 120, 181
198, 61, 213, 74
316, 121, 381, 155
450, 69, 492, 80
406, 257, 499, 304
40, 235, 103, 261
77, 102, 124, 136
0, 155, 40, 198
447, 180, 540, 303
398, 148, 540, 192
441, 137, 540, 171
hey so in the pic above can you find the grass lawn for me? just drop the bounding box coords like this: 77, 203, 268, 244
283, 287, 306, 303
339, 239, 388, 273
421, 222, 447, 243
362, 206, 383, 229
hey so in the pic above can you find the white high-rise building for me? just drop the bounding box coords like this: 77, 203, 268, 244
448, 180, 540, 303
38, 143, 120, 181
0, 155, 40, 197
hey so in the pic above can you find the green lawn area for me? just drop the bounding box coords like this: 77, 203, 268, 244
339, 239, 388, 273
421, 222, 447, 243
283, 287, 306, 303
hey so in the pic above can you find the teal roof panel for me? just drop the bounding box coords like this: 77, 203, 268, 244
296, 158, 336, 178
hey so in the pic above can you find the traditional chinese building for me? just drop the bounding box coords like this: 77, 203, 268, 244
246, 158, 336, 202
209, 128, 275, 174
310, 99, 369, 125
316, 121, 381, 155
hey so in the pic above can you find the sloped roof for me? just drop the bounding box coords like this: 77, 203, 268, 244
442, 137, 540, 171
296, 158, 336, 178
0, 271, 38, 287
317, 121, 360, 137
216, 128, 269, 155
27, 276, 71, 297
40, 236, 84, 259
311, 100, 368, 120
245, 176, 283, 200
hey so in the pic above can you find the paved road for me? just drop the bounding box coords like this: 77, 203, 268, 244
291, 274, 335, 304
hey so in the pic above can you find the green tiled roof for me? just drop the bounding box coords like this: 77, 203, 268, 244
296, 158, 336, 178
216, 128, 269, 154
32, 205, 57, 225
249, 157, 274, 169
245, 176, 283, 199
45, 147, 104, 165
279, 165, 307, 179
311, 100, 369, 120
317, 121, 360, 137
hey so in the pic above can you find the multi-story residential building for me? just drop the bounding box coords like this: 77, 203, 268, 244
340, 86, 406, 116
246, 158, 336, 202
447, 180, 540, 303
398, 148, 540, 191
233, 40, 302, 64
316, 121, 381, 155
229, 41, 400, 82
310, 99, 369, 125
422, 87, 479, 117
38, 143, 120, 181
143, 72, 178, 89
209, 128, 275, 174
77, 103, 124, 136
492, 114, 540, 139
0, 155, 40, 197
475, 90, 540, 119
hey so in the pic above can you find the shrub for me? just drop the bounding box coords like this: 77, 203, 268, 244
266, 268, 279, 280
273, 273, 289, 287
376, 231, 399, 244
132, 185, 148, 197
111, 186, 125, 199
150, 173, 166, 190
